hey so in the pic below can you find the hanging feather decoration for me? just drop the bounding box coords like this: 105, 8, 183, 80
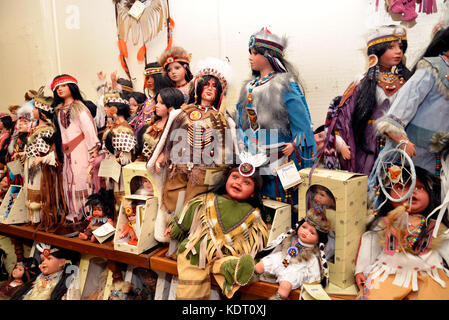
165, 17, 175, 51
119, 54, 129, 73
118, 35, 128, 59
137, 43, 146, 62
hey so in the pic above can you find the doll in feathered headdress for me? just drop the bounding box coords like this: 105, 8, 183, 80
79, 188, 115, 242
0, 257, 39, 299
253, 207, 330, 300
11, 243, 79, 300
165, 153, 268, 300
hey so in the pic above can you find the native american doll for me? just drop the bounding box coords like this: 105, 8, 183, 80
11, 243, 80, 300
0, 113, 13, 166
254, 209, 330, 300
234, 28, 315, 211
355, 166, 449, 300
24, 93, 66, 231
168, 165, 268, 300
322, 25, 410, 174
158, 46, 193, 102
127, 91, 146, 129
0, 258, 39, 300
52, 74, 101, 223
152, 57, 237, 243
373, 25, 449, 188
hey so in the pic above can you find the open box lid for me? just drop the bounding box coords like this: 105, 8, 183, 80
299, 168, 366, 182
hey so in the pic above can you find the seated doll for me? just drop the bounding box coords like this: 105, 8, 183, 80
119, 200, 141, 246
78, 189, 115, 243
11, 243, 79, 300
254, 210, 330, 300
0, 257, 39, 300
165, 161, 268, 300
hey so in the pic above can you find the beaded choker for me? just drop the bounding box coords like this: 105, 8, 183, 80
406, 217, 426, 247
248, 72, 274, 106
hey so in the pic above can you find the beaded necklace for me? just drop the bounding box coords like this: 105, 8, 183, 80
440, 51, 449, 68
379, 71, 399, 83
406, 216, 426, 247
247, 72, 274, 108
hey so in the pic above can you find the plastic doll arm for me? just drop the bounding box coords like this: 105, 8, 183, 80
355, 272, 366, 290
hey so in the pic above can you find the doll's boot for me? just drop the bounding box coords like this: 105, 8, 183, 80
222, 254, 255, 290
402, 0, 418, 21
389, 0, 406, 14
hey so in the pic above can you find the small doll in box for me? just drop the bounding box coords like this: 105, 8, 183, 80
119, 200, 141, 246
79, 188, 115, 243
253, 209, 330, 300
134, 177, 154, 197
0, 257, 39, 299
11, 243, 79, 300
166, 157, 268, 300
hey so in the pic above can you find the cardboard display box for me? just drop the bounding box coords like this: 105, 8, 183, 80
78, 254, 114, 300
0, 185, 28, 224
122, 161, 159, 198
262, 199, 292, 244
298, 168, 368, 294
113, 195, 158, 255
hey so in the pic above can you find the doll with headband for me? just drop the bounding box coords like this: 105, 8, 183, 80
355, 165, 449, 300
234, 27, 315, 214
322, 25, 411, 174
24, 88, 66, 231
127, 91, 146, 129
165, 159, 268, 300
151, 57, 237, 242
134, 61, 173, 134
51, 74, 101, 227
0, 257, 39, 300
119, 200, 140, 246
11, 243, 79, 300
254, 209, 330, 300
158, 46, 193, 102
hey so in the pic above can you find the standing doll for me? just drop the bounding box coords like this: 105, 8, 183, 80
153, 57, 236, 242
373, 24, 449, 187
134, 62, 172, 134
24, 90, 66, 231
254, 210, 330, 300
166, 163, 268, 300
158, 46, 193, 102
0, 113, 13, 166
355, 166, 449, 300
322, 25, 410, 174
127, 91, 146, 129
234, 27, 315, 219
11, 243, 79, 300
119, 200, 140, 246
51, 75, 101, 232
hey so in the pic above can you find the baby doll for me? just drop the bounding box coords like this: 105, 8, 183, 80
166, 163, 268, 300
355, 166, 449, 300
158, 46, 193, 102
134, 177, 154, 197
254, 210, 330, 300
78, 188, 115, 243
119, 200, 140, 246
11, 243, 79, 300
0, 258, 39, 299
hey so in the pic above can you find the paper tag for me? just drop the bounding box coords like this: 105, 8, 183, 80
204, 168, 224, 186
98, 158, 122, 183
7, 160, 24, 176
301, 283, 331, 300
92, 222, 116, 243
275, 161, 302, 190
128, 0, 146, 20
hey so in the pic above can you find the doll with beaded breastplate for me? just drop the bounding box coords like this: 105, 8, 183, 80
355, 166, 449, 300
322, 25, 410, 175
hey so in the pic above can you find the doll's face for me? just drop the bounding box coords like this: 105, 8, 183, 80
146, 75, 155, 90
314, 131, 325, 152
249, 48, 271, 72
12, 264, 24, 280
92, 206, 104, 218
167, 62, 187, 85
297, 221, 319, 244
10, 112, 17, 122
390, 179, 429, 215
155, 94, 169, 118
313, 188, 334, 207
0, 176, 8, 188
32, 107, 39, 120
379, 41, 404, 70
105, 105, 114, 118
129, 98, 139, 116
200, 79, 217, 106
18, 118, 31, 133
142, 177, 153, 192
39, 255, 65, 276
56, 84, 72, 100
225, 171, 255, 201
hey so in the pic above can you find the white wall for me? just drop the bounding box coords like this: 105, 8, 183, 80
0, 0, 447, 127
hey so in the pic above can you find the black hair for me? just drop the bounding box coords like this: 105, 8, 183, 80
187, 75, 223, 109
249, 45, 288, 77
83, 100, 97, 119
352, 38, 411, 155
10, 257, 39, 284
130, 92, 147, 105
135, 124, 149, 159
85, 188, 115, 219
106, 102, 130, 120
50, 74, 85, 110
295, 218, 329, 246
151, 87, 185, 123
314, 124, 325, 135
117, 78, 133, 101
0, 115, 13, 131
144, 62, 174, 97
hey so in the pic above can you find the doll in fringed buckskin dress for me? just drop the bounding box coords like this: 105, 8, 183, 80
165, 161, 268, 300
151, 57, 237, 243
355, 166, 449, 300
254, 209, 330, 300
234, 28, 315, 220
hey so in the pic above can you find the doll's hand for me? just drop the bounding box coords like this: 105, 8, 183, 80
355, 272, 366, 290
281, 142, 295, 156
400, 140, 416, 158
155, 153, 165, 174
97, 71, 106, 81
340, 145, 351, 160
164, 225, 172, 238
32, 157, 43, 167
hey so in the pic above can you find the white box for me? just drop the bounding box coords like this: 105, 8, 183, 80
0, 185, 28, 224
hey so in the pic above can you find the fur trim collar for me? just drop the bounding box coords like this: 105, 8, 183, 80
417, 58, 449, 100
